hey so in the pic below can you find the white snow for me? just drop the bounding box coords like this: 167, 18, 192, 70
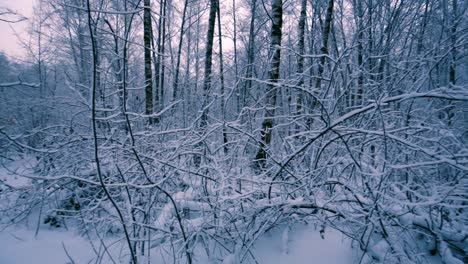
253, 224, 355, 264
0, 224, 356, 263
0, 156, 35, 188
0, 228, 97, 264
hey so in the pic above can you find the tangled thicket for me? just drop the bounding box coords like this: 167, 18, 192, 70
0, 0, 467, 263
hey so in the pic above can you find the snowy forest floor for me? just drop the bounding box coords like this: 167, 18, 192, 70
0, 157, 357, 263
0, 157, 445, 264
0, 223, 356, 264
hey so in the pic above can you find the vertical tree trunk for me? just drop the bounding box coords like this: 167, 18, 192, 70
37, 12, 45, 129
255, 0, 283, 168
216, 0, 228, 154
243, 0, 257, 107
367, 0, 374, 82
199, 0, 217, 129
315, 0, 334, 91
232, 0, 240, 113
355, 0, 364, 106
144, 0, 153, 125
172, 0, 188, 101
159, 0, 167, 111
182, 4, 194, 127
295, 0, 307, 131
308, 5, 317, 88
194, 1, 201, 99
449, 0, 458, 86
448, 0, 458, 127
154, 0, 167, 123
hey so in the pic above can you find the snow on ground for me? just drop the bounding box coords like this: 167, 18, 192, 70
0, 155, 35, 188
0, 224, 355, 263
0, 158, 442, 264
0, 228, 97, 264
253, 224, 355, 264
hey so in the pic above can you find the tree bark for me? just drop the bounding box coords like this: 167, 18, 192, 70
255, 0, 283, 168
355, 0, 364, 106
243, 0, 257, 107
172, 0, 188, 101
216, 0, 228, 154
199, 0, 218, 129
315, 0, 334, 91
144, 0, 153, 124
295, 0, 307, 131
232, 0, 239, 113
154, 0, 167, 123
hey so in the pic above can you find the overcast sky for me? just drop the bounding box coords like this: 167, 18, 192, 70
0, 0, 34, 57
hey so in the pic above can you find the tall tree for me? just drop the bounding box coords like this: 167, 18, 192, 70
354, 0, 364, 106
255, 0, 283, 168
295, 0, 307, 130
144, 0, 153, 124
154, 0, 167, 123
216, 0, 228, 153
243, 0, 257, 108
315, 0, 334, 91
172, 0, 188, 102
200, 0, 218, 129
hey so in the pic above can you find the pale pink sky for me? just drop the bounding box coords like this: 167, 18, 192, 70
0, 0, 34, 56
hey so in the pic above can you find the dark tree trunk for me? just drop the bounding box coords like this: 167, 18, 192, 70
144, 0, 153, 124
295, 0, 307, 130
315, 0, 334, 91
216, 0, 228, 154
255, 0, 283, 168
243, 0, 257, 107
200, 0, 218, 129
154, 0, 167, 123
172, 0, 188, 101
355, 0, 364, 106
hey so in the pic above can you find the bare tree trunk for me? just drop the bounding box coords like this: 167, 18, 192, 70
449, 0, 458, 85
144, 0, 153, 125
182, 3, 194, 127
448, 0, 458, 127
243, 0, 257, 107
199, 0, 217, 129
355, 0, 364, 106
232, 0, 240, 113
194, 1, 201, 101
308, 3, 318, 88
367, 0, 374, 82
37, 11, 45, 129
295, 0, 307, 131
315, 0, 334, 91
172, 0, 188, 101
216, 0, 228, 154
255, 0, 283, 168
154, 0, 167, 123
